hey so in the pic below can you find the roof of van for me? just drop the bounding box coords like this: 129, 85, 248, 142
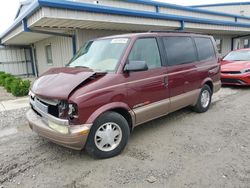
97, 31, 212, 40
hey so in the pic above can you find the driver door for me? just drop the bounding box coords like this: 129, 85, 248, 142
124, 37, 170, 125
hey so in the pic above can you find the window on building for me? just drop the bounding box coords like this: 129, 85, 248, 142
215, 39, 222, 54
244, 39, 250, 48
128, 38, 162, 69
194, 37, 216, 61
45, 44, 53, 65
163, 37, 197, 66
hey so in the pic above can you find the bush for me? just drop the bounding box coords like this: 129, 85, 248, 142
4, 76, 16, 92
0, 73, 10, 86
0, 71, 31, 97
10, 79, 31, 97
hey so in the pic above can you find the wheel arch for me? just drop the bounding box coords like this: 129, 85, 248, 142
201, 78, 214, 94
86, 102, 134, 132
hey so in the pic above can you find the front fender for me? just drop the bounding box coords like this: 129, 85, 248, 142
85, 102, 132, 124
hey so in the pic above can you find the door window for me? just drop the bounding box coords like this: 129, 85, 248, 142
194, 37, 216, 61
163, 37, 197, 66
128, 38, 162, 69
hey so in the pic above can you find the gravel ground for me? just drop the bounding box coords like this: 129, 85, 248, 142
0, 87, 249, 188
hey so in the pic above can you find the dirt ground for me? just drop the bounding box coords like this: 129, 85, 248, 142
0, 87, 249, 188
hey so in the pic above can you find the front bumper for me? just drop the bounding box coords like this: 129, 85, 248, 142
26, 109, 91, 150
221, 73, 250, 86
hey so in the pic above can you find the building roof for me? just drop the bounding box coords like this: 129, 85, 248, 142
15, 0, 34, 19
1, 0, 250, 45
129, 0, 250, 18
190, 2, 250, 8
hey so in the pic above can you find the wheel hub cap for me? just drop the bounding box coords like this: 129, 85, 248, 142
94, 122, 122, 152
201, 90, 210, 108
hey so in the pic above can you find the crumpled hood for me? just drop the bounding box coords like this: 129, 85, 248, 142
221, 61, 250, 72
31, 67, 96, 99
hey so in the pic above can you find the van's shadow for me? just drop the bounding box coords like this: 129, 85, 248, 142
222, 85, 250, 90
131, 107, 192, 137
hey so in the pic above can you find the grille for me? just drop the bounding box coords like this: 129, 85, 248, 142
221, 71, 241, 74
221, 78, 246, 84
30, 97, 59, 117
35, 98, 48, 114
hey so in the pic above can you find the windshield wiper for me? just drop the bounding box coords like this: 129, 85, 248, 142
74, 66, 90, 69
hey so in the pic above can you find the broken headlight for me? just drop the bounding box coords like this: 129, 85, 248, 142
68, 103, 78, 119
57, 101, 78, 119
58, 101, 68, 118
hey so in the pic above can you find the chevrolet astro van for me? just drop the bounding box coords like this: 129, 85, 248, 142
26, 31, 221, 158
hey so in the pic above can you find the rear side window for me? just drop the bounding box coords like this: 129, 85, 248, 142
194, 37, 215, 61
163, 37, 197, 66
128, 38, 162, 69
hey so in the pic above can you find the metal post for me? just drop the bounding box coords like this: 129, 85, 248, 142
31, 45, 39, 77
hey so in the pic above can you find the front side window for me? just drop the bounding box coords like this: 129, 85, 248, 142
163, 37, 197, 66
128, 38, 162, 69
45, 44, 53, 65
194, 37, 216, 61
68, 38, 129, 72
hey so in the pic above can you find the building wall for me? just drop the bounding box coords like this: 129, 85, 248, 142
0, 47, 33, 76
34, 36, 73, 74
213, 35, 233, 56
239, 37, 250, 49
76, 29, 125, 50
196, 5, 250, 17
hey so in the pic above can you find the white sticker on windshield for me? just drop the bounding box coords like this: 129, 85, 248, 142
111, 38, 128, 44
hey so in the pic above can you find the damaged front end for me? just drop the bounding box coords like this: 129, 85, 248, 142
26, 68, 105, 149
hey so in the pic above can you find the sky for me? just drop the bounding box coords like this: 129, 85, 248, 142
0, 0, 250, 35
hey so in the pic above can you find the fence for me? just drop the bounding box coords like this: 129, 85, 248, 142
0, 46, 34, 76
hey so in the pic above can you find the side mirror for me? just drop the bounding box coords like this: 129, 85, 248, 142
124, 61, 148, 72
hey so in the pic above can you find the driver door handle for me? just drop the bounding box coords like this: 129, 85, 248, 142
163, 76, 168, 87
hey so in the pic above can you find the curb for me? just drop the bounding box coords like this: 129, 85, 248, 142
0, 97, 29, 112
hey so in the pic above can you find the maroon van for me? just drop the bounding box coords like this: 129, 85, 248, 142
26, 31, 221, 158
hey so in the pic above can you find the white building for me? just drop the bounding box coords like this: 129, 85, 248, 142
1, 0, 250, 76
191, 2, 250, 17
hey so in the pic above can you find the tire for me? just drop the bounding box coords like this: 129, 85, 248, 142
85, 111, 130, 159
193, 85, 212, 113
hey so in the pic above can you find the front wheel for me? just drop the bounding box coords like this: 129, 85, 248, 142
193, 85, 212, 113
85, 111, 130, 158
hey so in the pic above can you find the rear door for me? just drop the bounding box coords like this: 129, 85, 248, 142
125, 37, 170, 125
162, 36, 198, 111
193, 37, 218, 89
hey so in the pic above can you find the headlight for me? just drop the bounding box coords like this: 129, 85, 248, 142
58, 101, 68, 118
241, 69, 250, 73
68, 103, 78, 119
58, 101, 78, 119
28, 90, 35, 98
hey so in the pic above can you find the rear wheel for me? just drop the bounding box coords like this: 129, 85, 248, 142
193, 85, 212, 113
85, 111, 130, 158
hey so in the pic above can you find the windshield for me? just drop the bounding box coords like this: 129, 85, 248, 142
68, 38, 129, 72
223, 50, 250, 61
